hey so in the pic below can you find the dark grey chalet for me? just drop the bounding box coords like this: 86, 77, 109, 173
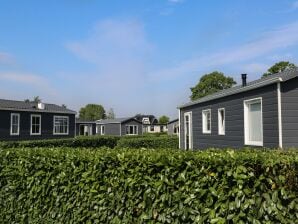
96, 117, 143, 136
75, 119, 96, 136
178, 68, 298, 149
0, 99, 76, 141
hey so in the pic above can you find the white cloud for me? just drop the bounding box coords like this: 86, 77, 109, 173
168, 0, 184, 3
0, 71, 56, 96
149, 21, 298, 81
293, 1, 298, 9
0, 52, 14, 64
65, 19, 155, 116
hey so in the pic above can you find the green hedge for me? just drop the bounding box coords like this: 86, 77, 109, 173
0, 148, 297, 223
0, 136, 120, 149
116, 136, 179, 149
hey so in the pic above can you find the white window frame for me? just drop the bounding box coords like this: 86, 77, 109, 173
101, 125, 105, 135
244, 97, 263, 146
218, 108, 225, 135
53, 116, 69, 135
202, 109, 211, 134
30, 114, 41, 135
184, 111, 193, 149
126, 125, 138, 135
10, 113, 20, 136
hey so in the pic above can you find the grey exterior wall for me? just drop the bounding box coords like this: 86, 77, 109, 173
168, 120, 179, 135
121, 119, 143, 136
97, 123, 121, 136
180, 84, 279, 149
0, 110, 75, 141
281, 77, 298, 148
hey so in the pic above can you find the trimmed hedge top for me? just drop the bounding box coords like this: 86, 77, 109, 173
0, 148, 297, 223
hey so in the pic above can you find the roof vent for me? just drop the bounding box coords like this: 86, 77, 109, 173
37, 102, 45, 110
241, 74, 247, 87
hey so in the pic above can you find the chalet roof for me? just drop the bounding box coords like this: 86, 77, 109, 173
178, 67, 298, 109
0, 99, 76, 114
96, 117, 141, 124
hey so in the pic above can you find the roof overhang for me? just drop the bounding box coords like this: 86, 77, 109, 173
0, 107, 77, 114
178, 77, 283, 109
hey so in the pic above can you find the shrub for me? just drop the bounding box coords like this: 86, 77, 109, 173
0, 148, 297, 223
0, 136, 120, 149
116, 136, 179, 149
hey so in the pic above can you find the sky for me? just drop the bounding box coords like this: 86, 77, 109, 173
0, 0, 298, 119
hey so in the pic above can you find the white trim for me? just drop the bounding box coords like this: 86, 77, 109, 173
218, 108, 225, 135
184, 111, 192, 149
53, 116, 69, 135
10, 113, 20, 136
125, 125, 138, 135
277, 82, 283, 148
30, 114, 41, 135
178, 109, 181, 149
101, 125, 105, 135
202, 109, 211, 134
243, 97, 263, 146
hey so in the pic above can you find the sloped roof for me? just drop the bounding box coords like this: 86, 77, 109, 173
179, 68, 298, 109
0, 99, 76, 114
96, 117, 141, 124
75, 118, 96, 123
168, 118, 178, 124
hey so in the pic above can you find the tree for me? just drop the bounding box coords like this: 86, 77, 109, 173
263, 61, 296, 77
24, 99, 30, 103
159, 115, 169, 124
61, 104, 67, 108
190, 71, 236, 101
33, 96, 41, 103
106, 108, 115, 119
79, 104, 106, 120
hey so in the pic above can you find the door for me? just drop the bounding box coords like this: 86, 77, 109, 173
184, 112, 192, 149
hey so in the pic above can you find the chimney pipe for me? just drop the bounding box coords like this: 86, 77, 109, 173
241, 74, 247, 87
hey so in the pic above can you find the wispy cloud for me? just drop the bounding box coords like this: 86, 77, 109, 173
0, 52, 14, 64
0, 71, 56, 96
168, 0, 184, 4
65, 19, 155, 116
149, 21, 298, 81
293, 1, 298, 9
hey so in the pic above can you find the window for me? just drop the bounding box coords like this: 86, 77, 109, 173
142, 117, 150, 124
53, 116, 69, 135
31, 115, 41, 135
96, 125, 100, 134
126, 125, 138, 135
202, 109, 211, 134
101, 125, 105, 135
10, 113, 20, 135
244, 98, 263, 146
218, 108, 225, 135
150, 126, 154, 132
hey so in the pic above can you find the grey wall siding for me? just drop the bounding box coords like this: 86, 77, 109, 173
0, 110, 75, 141
97, 123, 121, 136
180, 84, 279, 149
168, 121, 179, 135
281, 77, 298, 147
75, 123, 96, 136
121, 120, 143, 136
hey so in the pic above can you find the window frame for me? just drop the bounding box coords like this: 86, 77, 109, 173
30, 114, 41, 135
10, 113, 20, 136
101, 125, 105, 135
218, 108, 225, 135
53, 116, 69, 135
244, 97, 263, 146
202, 109, 212, 134
126, 125, 138, 135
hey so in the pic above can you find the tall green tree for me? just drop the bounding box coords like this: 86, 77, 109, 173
106, 108, 115, 119
33, 96, 41, 103
79, 104, 106, 120
263, 61, 296, 77
190, 71, 236, 101
159, 115, 169, 124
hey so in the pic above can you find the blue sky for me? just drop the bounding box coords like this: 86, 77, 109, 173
0, 0, 298, 119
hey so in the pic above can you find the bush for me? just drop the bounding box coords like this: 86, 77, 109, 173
116, 136, 179, 149
0, 136, 120, 149
0, 148, 297, 223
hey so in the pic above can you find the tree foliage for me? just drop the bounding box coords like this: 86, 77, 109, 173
190, 71, 236, 101
106, 108, 115, 119
263, 61, 296, 77
79, 104, 106, 120
159, 115, 169, 124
